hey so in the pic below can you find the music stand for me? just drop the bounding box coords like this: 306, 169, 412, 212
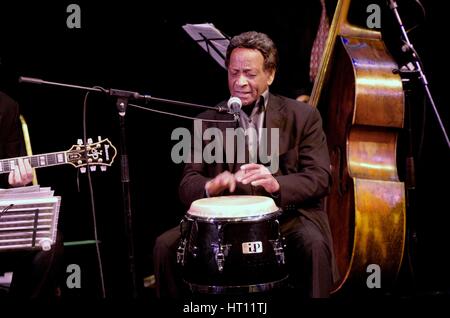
0, 185, 60, 252
182, 23, 230, 69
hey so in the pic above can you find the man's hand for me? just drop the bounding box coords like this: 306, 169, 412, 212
205, 171, 237, 197
236, 163, 280, 194
8, 158, 33, 187
296, 95, 310, 103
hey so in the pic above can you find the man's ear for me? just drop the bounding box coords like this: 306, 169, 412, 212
267, 70, 276, 86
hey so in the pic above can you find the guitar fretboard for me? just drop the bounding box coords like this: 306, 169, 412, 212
0, 152, 67, 174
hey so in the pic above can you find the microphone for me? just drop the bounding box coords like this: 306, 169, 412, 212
227, 96, 242, 118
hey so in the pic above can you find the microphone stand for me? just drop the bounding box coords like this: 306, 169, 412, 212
115, 94, 137, 299
388, 0, 449, 294
18, 76, 222, 299
389, 0, 450, 149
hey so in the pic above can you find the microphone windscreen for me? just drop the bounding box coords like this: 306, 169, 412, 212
227, 96, 242, 112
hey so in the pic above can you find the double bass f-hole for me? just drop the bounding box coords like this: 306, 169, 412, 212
330, 146, 348, 196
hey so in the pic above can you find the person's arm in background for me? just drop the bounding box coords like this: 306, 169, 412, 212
0, 92, 33, 188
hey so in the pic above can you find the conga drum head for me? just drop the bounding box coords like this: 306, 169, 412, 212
187, 195, 280, 222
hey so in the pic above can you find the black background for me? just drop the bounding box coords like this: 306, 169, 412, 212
0, 0, 449, 301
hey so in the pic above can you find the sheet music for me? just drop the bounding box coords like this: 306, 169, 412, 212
0, 184, 41, 193
182, 23, 230, 69
0, 185, 61, 252
0, 185, 54, 200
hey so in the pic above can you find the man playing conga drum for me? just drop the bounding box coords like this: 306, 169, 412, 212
154, 31, 338, 299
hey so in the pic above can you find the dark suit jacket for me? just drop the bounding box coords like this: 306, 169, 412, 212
179, 93, 339, 281
0, 91, 24, 187
180, 93, 331, 207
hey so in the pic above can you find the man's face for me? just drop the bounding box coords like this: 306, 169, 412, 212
227, 48, 275, 106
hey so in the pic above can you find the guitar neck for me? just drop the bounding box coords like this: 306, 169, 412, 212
0, 151, 68, 174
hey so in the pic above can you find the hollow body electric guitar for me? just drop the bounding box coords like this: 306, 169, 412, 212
0, 138, 117, 175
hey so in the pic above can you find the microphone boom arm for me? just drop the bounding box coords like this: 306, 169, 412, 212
18, 76, 223, 113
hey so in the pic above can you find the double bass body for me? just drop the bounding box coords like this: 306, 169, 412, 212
310, 0, 406, 292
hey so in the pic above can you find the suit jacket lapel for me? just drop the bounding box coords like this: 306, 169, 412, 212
265, 94, 289, 158
220, 94, 291, 172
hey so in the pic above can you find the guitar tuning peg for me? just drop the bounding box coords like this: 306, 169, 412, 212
87, 138, 93, 145
77, 139, 83, 145
80, 167, 87, 174
89, 166, 97, 172
100, 166, 107, 172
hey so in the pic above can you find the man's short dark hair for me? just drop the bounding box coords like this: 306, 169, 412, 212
225, 31, 278, 72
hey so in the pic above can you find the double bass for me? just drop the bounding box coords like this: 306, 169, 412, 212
310, 0, 406, 291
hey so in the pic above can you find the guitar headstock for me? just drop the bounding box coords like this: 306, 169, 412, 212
66, 137, 117, 172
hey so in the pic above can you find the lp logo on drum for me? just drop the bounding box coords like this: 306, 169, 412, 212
242, 241, 263, 254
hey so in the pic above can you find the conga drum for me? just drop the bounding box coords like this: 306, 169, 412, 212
177, 195, 288, 294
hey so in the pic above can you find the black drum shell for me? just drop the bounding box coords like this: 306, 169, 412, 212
179, 211, 288, 293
